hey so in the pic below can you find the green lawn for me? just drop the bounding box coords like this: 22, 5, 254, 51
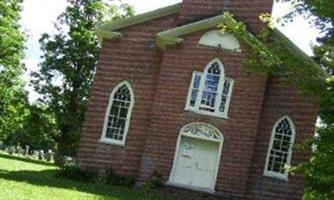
0, 153, 172, 200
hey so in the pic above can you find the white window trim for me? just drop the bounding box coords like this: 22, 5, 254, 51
185, 58, 234, 119
99, 80, 135, 146
263, 115, 296, 181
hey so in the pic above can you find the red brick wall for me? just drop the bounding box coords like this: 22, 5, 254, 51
76, 14, 178, 177
77, 1, 318, 199
137, 29, 268, 198
245, 77, 318, 200
179, 0, 273, 32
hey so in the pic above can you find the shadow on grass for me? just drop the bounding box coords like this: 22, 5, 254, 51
0, 153, 55, 167
0, 168, 170, 200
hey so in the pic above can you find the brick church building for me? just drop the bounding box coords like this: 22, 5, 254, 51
77, 0, 318, 199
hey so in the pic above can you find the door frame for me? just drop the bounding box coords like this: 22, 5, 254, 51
168, 122, 224, 192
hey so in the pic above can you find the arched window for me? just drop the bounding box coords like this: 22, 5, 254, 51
100, 81, 134, 146
185, 58, 234, 118
264, 116, 296, 180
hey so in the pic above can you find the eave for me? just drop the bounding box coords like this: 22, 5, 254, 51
156, 12, 320, 71
156, 12, 272, 53
96, 29, 122, 43
272, 28, 320, 70
96, 3, 182, 42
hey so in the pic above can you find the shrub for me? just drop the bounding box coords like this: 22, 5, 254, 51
106, 168, 136, 188
56, 165, 99, 182
144, 171, 165, 190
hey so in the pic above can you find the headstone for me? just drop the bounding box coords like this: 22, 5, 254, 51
7, 146, 15, 155
15, 144, 21, 154
64, 156, 75, 166
32, 150, 39, 158
38, 150, 44, 160
44, 150, 53, 162
23, 145, 29, 156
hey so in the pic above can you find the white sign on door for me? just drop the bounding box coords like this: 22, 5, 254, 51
182, 143, 194, 158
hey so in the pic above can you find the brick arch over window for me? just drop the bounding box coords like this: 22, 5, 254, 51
185, 58, 234, 118
264, 115, 296, 180
99, 80, 135, 146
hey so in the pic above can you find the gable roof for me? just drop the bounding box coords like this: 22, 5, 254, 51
156, 12, 276, 56
96, 3, 181, 41
156, 12, 320, 70
96, 3, 319, 70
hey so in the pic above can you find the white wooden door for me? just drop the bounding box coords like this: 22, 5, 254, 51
171, 136, 220, 190
191, 139, 219, 189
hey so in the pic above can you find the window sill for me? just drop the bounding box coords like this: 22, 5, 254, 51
184, 108, 229, 120
99, 139, 125, 147
263, 171, 289, 181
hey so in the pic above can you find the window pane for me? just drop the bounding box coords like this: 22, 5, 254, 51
219, 79, 232, 114
208, 62, 221, 75
189, 73, 201, 107
204, 74, 219, 92
267, 118, 294, 175
190, 90, 198, 107
200, 62, 221, 111
193, 74, 201, 89
200, 91, 217, 112
105, 84, 131, 141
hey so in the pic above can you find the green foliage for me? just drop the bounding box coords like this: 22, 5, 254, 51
106, 168, 136, 188
5, 104, 59, 150
144, 171, 165, 190
31, 0, 134, 163
0, 0, 28, 142
279, 1, 334, 199
56, 165, 99, 183
222, 2, 334, 199
0, 153, 173, 200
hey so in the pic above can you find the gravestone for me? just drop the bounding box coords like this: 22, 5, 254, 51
38, 150, 44, 160
44, 150, 53, 162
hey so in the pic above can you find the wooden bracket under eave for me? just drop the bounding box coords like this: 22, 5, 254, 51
156, 35, 183, 50
96, 29, 122, 44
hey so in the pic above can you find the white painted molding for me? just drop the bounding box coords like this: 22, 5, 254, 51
263, 115, 296, 181
100, 80, 135, 146
169, 122, 224, 192
199, 30, 241, 52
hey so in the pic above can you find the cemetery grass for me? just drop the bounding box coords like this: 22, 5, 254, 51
0, 153, 172, 200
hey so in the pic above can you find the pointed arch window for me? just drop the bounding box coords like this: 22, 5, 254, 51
185, 58, 234, 118
264, 116, 296, 180
100, 81, 134, 146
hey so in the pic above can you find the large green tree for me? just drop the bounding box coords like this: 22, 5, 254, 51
220, 1, 333, 198
0, 0, 29, 141
284, 1, 334, 199
235, 0, 334, 198
6, 104, 58, 150
32, 0, 134, 164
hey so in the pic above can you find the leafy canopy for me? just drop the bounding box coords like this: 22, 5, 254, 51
0, 0, 29, 141
221, 1, 334, 199
31, 0, 134, 162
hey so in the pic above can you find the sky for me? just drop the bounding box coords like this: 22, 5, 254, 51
20, 0, 322, 103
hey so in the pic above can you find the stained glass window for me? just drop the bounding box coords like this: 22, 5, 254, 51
265, 117, 296, 179
101, 81, 134, 145
186, 59, 234, 118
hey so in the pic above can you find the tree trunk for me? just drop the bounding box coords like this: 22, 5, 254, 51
54, 124, 70, 166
